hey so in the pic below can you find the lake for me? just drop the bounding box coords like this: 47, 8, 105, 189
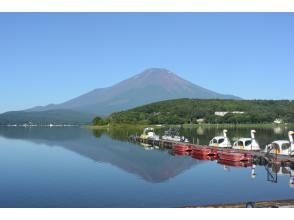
0, 126, 294, 208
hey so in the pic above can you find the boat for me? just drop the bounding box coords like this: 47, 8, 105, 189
209, 129, 232, 148
140, 127, 160, 141
191, 145, 217, 156
218, 150, 252, 162
162, 128, 189, 143
173, 144, 192, 152
232, 130, 260, 151
264, 131, 294, 156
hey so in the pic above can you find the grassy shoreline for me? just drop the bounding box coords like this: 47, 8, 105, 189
84, 123, 149, 130
85, 123, 294, 130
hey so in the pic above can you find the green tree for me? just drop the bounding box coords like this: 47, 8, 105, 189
92, 116, 108, 126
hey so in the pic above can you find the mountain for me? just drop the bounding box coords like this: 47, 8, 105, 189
28, 68, 240, 116
0, 109, 94, 125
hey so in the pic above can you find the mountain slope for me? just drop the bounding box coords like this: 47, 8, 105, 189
29, 68, 240, 115
0, 109, 94, 125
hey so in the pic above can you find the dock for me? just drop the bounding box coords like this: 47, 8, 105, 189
128, 136, 294, 168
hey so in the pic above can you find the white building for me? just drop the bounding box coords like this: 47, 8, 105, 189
215, 111, 245, 117
274, 118, 283, 124
215, 112, 229, 117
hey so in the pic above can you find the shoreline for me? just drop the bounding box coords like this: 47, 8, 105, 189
85, 123, 294, 130
185, 199, 294, 208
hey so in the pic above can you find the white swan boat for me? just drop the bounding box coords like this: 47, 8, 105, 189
233, 130, 260, 151
264, 131, 294, 156
209, 129, 232, 148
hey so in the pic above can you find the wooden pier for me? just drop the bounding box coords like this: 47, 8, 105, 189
128, 136, 294, 168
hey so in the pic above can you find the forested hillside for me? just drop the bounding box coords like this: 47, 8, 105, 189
101, 99, 294, 125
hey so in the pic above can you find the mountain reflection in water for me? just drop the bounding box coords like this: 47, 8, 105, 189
0, 127, 200, 183
0, 126, 294, 208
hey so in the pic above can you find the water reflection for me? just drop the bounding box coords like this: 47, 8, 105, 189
91, 125, 293, 147
0, 126, 294, 207
273, 127, 283, 135
0, 127, 200, 183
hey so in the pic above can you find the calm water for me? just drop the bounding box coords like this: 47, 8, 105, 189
0, 126, 294, 208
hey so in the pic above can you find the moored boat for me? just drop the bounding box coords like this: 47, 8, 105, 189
232, 130, 260, 151
140, 127, 160, 141
162, 128, 189, 143
209, 129, 232, 148
218, 150, 252, 162
191, 145, 217, 156
264, 131, 294, 156
173, 144, 192, 152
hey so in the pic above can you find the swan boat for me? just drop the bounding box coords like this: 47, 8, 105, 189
209, 129, 232, 148
264, 131, 294, 156
232, 130, 260, 151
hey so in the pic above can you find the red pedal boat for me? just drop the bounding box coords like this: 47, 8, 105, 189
218, 150, 252, 162
173, 144, 192, 152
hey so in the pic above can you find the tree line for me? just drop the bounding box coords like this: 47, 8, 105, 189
92, 99, 294, 125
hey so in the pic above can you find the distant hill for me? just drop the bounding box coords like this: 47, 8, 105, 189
109, 99, 294, 124
0, 109, 94, 125
28, 68, 240, 115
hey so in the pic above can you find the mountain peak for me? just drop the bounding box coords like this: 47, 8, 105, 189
129, 68, 183, 86
24, 68, 240, 116
142, 67, 172, 74
137, 68, 176, 78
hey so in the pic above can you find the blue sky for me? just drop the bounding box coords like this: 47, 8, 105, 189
0, 13, 293, 113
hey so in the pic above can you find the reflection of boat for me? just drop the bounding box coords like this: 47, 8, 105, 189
251, 164, 257, 179
173, 150, 192, 156
264, 131, 294, 156
267, 164, 294, 188
218, 150, 252, 162
218, 159, 252, 168
192, 152, 217, 161
209, 129, 232, 148
191, 146, 217, 156
162, 128, 189, 143
232, 130, 260, 151
140, 143, 155, 150
140, 127, 160, 141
